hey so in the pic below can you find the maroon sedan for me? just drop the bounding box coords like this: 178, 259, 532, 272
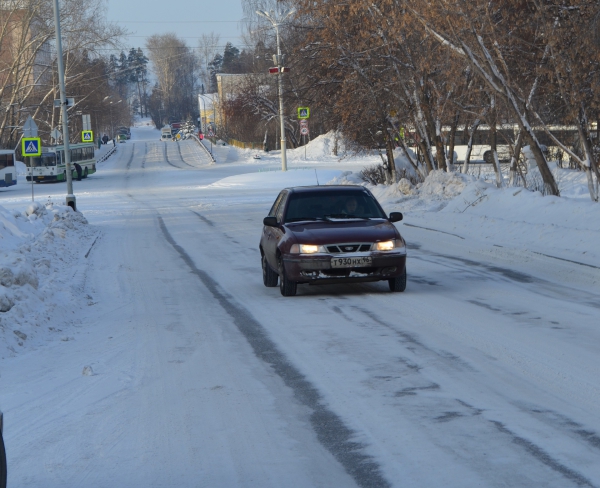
260, 186, 407, 296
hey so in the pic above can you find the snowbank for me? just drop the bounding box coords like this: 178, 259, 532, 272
206, 168, 344, 190
0, 202, 98, 358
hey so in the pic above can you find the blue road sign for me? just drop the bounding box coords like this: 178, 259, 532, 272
22, 137, 41, 157
298, 107, 310, 119
82, 130, 94, 142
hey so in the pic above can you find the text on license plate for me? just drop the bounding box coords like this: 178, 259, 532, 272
331, 256, 372, 268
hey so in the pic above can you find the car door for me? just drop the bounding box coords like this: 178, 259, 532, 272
263, 191, 287, 270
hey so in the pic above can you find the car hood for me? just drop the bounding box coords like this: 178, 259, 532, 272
284, 219, 398, 243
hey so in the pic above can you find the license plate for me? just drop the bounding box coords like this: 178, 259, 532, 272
331, 256, 372, 268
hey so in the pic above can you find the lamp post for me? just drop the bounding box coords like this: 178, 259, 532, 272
256, 8, 295, 172
198, 94, 206, 133
52, 0, 75, 210
109, 100, 122, 140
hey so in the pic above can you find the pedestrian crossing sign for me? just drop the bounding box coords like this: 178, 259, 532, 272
82, 130, 94, 142
298, 107, 310, 119
22, 137, 41, 157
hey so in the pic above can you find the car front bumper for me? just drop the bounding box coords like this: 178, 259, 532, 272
283, 252, 406, 284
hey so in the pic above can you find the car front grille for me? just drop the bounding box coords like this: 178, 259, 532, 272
326, 243, 371, 253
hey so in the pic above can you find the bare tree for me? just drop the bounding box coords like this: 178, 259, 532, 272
197, 32, 220, 92
146, 34, 199, 124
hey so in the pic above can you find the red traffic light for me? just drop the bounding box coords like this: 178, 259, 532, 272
269, 67, 279, 74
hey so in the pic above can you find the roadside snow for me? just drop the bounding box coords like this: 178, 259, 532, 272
0, 201, 97, 358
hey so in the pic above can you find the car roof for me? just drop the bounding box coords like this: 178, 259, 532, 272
283, 185, 369, 194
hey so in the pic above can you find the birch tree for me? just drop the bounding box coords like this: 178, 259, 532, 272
405, 0, 561, 195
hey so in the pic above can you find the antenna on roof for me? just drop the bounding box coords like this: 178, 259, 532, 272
315, 169, 320, 186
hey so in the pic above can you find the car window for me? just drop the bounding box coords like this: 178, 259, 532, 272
276, 192, 288, 222
284, 190, 386, 221
268, 191, 286, 218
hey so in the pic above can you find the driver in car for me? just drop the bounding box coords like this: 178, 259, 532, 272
342, 197, 358, 215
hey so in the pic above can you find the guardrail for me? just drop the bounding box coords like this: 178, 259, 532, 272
97, 145, 117, 164
188, 134, 216, 163
228, 138, 262, 150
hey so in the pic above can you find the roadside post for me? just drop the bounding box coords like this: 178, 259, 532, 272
52, 0, 76, 211
23, 116, 39, 202
298, 108, 310, 160
257, 8, 296, 172
207, 128, 214, 154
82, 115, 93, 144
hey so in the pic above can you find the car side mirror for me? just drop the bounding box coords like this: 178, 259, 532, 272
263, 216, 278, 227
389, 212, 403, 222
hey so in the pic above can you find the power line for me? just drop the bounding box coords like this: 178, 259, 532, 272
112, 20, 249, 24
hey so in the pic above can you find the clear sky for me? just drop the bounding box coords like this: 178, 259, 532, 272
103, 0, 248, 55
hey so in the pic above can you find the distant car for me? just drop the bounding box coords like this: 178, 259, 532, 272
118, 134, 127, 143
116, 130, 130, 140
117, 126, 131, 139
260, 185, 407, 296
1, 409, 6, 488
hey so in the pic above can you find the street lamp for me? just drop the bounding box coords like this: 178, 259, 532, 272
198, 94, 206, 133
109, 99, 122, 139
256, 8, 295, 172
52, 0, 76, 210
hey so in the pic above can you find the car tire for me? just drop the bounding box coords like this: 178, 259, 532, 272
483, 150, 494, 164
388, 268, 407, 292
0, 428, 6, 488
262, 254, 278, 287
278, 258, 297, 297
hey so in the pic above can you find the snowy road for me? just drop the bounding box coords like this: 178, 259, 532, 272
2, 127, 600, 487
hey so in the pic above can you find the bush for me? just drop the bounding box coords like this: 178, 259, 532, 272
359, 164, 387, 185
359, 165, 424, 186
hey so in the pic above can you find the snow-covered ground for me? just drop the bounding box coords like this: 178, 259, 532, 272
0, 119, 599, 487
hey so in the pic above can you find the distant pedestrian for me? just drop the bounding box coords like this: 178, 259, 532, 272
102, 134, 109, 145
74, 163, 82, 181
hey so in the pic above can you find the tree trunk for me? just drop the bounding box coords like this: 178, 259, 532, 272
521, 129, 559, 195
447, 112, 460, 172
385, 137, 397, 184
462, 120, 481, 174
576, 106, 598, 202
397, 136, 424, 179
508, 130, 525, 186
488, 107, 504, 187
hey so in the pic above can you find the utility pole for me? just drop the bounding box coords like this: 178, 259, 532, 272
256, 8, 295, 172
52, 0, 75, 210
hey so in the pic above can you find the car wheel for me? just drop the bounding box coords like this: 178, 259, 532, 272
388, 268, 407, 292
483, 150, 494, 164
262, 254, 278, 287
278, 258, 297, 297
0, 428, 6, 488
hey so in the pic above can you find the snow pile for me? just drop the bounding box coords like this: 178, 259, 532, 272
0, 202, 98, 358
326, 171, 364, 186
418, 169, 474, 199
295, 131, 348, 160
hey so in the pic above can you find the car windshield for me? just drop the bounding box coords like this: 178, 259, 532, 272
284, 190, 387, 222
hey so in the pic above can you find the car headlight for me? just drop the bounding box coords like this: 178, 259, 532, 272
290, 244, 325, 254
372, 239, 405, 251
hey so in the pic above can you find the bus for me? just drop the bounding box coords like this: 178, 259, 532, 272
25, 142, 96, 183
0, 149, 17, 187
419, 124, 589, 166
